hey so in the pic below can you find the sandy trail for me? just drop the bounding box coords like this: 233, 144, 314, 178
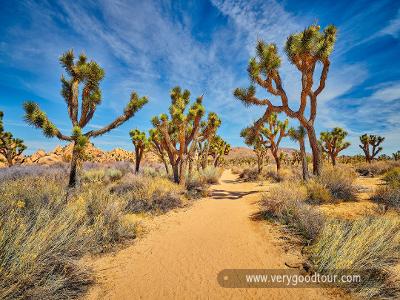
85, 170, 337, 300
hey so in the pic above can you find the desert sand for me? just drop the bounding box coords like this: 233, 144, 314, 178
85, 170, 340, 300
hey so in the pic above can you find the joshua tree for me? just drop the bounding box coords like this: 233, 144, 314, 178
209, 135, 230, 167
240, 125, 268, 174
392, 151, 400, 161
319, 127, 350, 166
198, 113, 222, 169
288, 126, 308, 180
23, 50, 148, 187
260, 113, 289, 173
148, 128, 170, 175
0, 111, 27, 167
234, 24, 337, 176
151, 87, 218, 185
129, 129, 148, 173
359, 134, 385, 163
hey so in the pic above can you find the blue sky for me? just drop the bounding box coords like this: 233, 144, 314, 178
0, 0, 399, 155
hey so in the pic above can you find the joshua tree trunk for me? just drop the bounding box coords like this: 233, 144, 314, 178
330, 153, 336, 166
188, 157, 194, 180
299, 138, 309, 181
162, 157, 170, 175
6, 152, 13, 167
68, 143, 79, 188
213, 154, 220, 167
172, 163, 179, 183
272, 151, 281, 174
134, 148, 143, 173
201, 142, 210, 169
179, 158, 187, 187
257, 154, 264, 174
306, 127, 321, 176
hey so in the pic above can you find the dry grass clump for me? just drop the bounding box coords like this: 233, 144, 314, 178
318, 165, 357, 201
260, 182, 325, 241
110, 174, 184, 213
305, 180, 333, 204
382, 167, 400, 186
0, 164, 185, 299
371, 168, 400, 210
355, 160, 400, 177
200, 166, 223, 184
309, 216, 400, 299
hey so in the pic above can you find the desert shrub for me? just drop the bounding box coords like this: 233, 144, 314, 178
0, 164, 68, 182
318, 165, 356, 200
82, 168, 106, 183
0, 174, 138, 299
355, 160, 400, 177
231, 166, 243, 174
309, 216, 400, 299
105, 168, 123, 182
260, 182, 324, 241
382, 167, 400, 186
0, 178, 91, 299
111, 175, 183, 213
306, 180, 333, 203
371, 185, 400, 210
200, 166, 223, 184
239, 167, 259, 181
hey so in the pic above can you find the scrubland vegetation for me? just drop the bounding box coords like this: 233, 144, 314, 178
0, 161, 222, 299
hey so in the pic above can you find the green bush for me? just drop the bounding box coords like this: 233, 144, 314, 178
371, 185, 400, 210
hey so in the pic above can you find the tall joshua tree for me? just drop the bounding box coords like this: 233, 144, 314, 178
152, 87, 218, 185
359, 134, 384, 163
209, 135, 230, 167
234, 24, 337, 176
320, 127, 350, 166
23, 50, 148, 187
129, 129, 148, 173
0, 111, 27, 167
148, 128, 170, 175
288, 126, 308, 181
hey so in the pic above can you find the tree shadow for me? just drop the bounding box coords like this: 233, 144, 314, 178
210, 189, 260, 200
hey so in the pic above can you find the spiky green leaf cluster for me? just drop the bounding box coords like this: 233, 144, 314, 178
248, 41, 281, 80
285, 24, 337, 66
288, 126, 307, 142
233, 85, 256, 105
71, 126, 88, 153
129, 129, 148, 148
125, 92, 149, 117
320, 127, 350, 153
23, 101, 58, 138
209, 135, 230, 156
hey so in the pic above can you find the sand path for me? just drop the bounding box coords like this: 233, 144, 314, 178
85, 170, 337, 300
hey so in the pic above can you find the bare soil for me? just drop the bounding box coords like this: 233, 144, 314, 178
85, 170, 340, 300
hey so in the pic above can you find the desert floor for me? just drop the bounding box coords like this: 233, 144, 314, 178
84, 170, 351, 300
